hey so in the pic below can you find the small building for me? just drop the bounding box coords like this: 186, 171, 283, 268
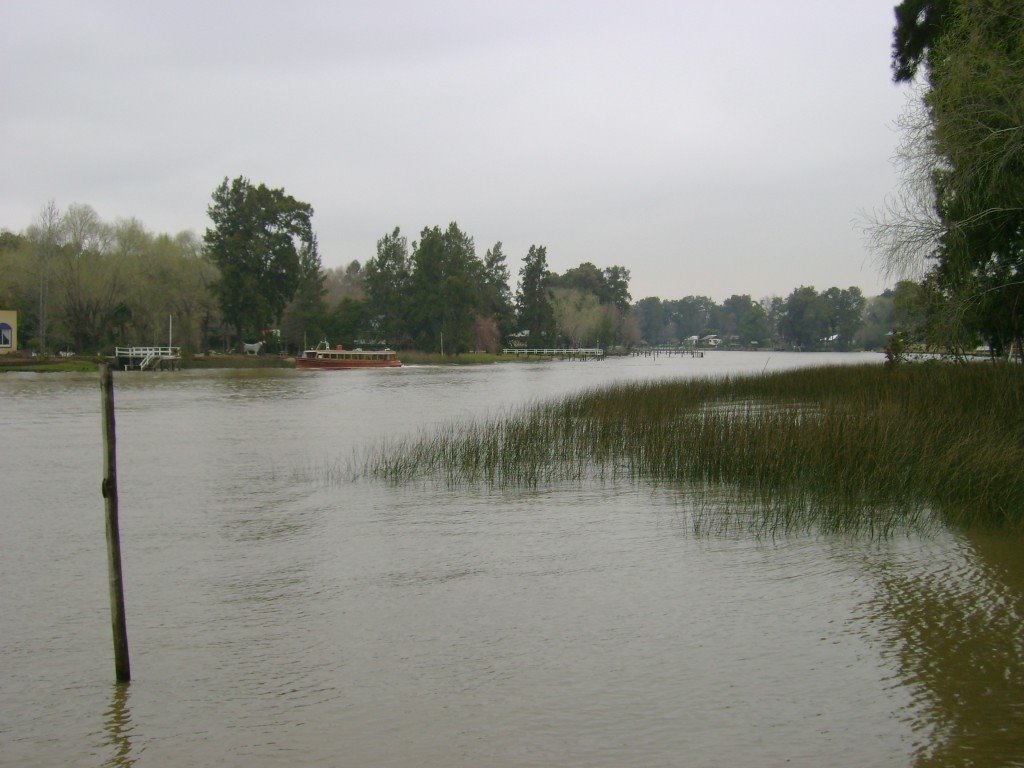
0, 310, 16, 355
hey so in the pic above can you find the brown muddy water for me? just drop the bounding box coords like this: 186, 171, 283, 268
1, 352, 1021, 767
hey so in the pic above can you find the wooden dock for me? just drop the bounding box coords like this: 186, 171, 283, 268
502, 348, 605, 360
111, 346, 182, 371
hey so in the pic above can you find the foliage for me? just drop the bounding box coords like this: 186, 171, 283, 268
481, 241, 515, 340
779, 286, 829, 348
548, 262, 633, 347
5, 196, 899, 358
363, 227, 410, 345
871, 0, 1024, 359
204, 176, 319, 344
719, 294, 771, 346
891, 0, 954, 82
279, 236, 327, 351
515, 244, 556, 348
406, 223, 482, 354
2, 203, 219, 354
551, 287, 606, 347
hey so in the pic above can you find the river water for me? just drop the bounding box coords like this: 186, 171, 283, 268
2, 352, 1021, 767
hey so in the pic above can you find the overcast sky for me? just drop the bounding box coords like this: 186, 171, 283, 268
1, 1, 911, 301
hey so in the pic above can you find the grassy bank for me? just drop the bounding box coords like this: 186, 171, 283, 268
0, 353, 296, 372
366, 362, 1024, 534
0, 358, 99, 373
0, 351, 528, 372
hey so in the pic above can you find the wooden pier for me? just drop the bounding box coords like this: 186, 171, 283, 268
111, 346, 182, 371
502, 347, 605, 360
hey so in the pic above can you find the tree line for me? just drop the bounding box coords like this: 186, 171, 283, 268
2, 177, 914, 356
633, 283, 938, 351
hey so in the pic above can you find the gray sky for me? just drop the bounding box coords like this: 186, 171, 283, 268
1, 1, 910, 302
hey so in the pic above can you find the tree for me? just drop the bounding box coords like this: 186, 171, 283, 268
602, 265, 632, 313
326, 297, 369, 345
481, 241, 515, 339
43, 203, 126, 352
670, 295, 717, 339
554, 262, 605, 296
363, 227, 410, 345
762, 296, 780, 342
926, 0, 1024, 357
634, 296, 666, 345
856, 291, 896, 350
870, 0, 1024, 359
23, 201, 64, 352
405, 223, 482, 354
280, 236, 327, 351
203, 176, 318, 344
552, 287, 605, 346
324, 260, 365, 305
719, 294, 771, 346
821, 287, 867, 349
891, 0, 954, 82
516, 245, 556, 347
780, 286, 829, 349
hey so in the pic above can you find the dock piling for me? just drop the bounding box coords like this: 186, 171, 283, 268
99, 363, 131, 682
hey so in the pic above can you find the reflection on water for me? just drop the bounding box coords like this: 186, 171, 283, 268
103, 683, 136, 768
858, 532, 1024, 767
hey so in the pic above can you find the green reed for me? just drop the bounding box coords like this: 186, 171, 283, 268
365, 362, 1024, 533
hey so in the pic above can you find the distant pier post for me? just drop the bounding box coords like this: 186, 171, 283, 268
99, 363, 131, 682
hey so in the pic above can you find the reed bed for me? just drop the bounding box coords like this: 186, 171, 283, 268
364, 363, 1024, 533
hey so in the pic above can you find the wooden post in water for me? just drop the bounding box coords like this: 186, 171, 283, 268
100, 363, 131, 682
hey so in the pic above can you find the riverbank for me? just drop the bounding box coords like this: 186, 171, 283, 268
0, 353, 295, 372
0, 349, 561, 372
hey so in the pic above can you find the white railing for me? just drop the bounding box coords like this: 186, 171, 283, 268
114, 346, 181, 358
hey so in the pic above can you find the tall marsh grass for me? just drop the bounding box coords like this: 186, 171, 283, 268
365, 363, 1024, 533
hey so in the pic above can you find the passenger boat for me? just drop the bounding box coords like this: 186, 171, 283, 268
295, 341, 401, 369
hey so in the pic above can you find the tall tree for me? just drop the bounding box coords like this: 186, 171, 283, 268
552, 287, 605, 346
634, 296, 666, 345
204, 176, 318, 344
602, 265, 632, 313
926, 0, 1024, 357
406, 223, 482, 354
481, 241, 515, 338
872, 0, 1024, 358
363, 227, 410, 345
516, 245, 556, 347
670, 295, 717, 338
821, 287, 867, 349
280, 236, 327, 351
720, 294, 771, 346
780, 286, 830, 349
24, 200, 64, 353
